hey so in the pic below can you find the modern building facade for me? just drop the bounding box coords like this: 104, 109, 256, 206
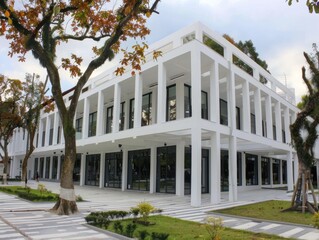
8, 22, 301, 206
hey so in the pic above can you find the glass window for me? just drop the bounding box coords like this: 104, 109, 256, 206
49, 129, 53, 145
52, 156, 58, 179
129, 99, 134, 129
246, 154, 258, 185
182, 32, 195, 44
202, 91, 208, 120
36, 133, 39, 148
167, 85, 176, 121
106, 106, 113, 134
88, 112, 97, 137
236, 107, 240, 130
282, 130, 286, 143
34, 158, 38, 179
45, 157, 50, 179
73, 154, 81, 182
237, 152, 242, 186
119, 102, 125, 131
42, 131, 45, 146
105, 152, 122, 188
273, 159, 280, 184
220, 99, 228, 126
262, 120, 267, 137
127, 149, 150, 191
85, 154, 100, 186
251, 113, 256, 134
184, 85, 192, 118
203, 34, 224, 56
273, 125, 277, 140
57, 126, 61, 144
261, 157, 270, 185
282, 160, 287, 184
142, 93, 152, 126
76, 118, 82, 133
39, 157, 44, 178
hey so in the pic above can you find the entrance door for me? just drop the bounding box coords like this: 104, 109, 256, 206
105, 152, 122, 188
156, 146, 176, 193
85, 154, 100, 186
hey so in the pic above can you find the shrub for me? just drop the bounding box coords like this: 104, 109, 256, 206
313, 212, 319, 229
76, 195, 83, 202
137, 202, 155, 224
204, 216, 224, 240
151, 232, 169, 240
113, 221, 123, 234
25, 186, 31, 194
138, 230, 149, 240
84, 212, 110, 229
131, 207, 140, 219
37, 183, 47, 194
124, 223, 136, 238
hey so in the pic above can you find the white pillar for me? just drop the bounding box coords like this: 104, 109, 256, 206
254, 88, 262, 136
96, 91, 105, 136
210, 132, 221, 204
190, 49, 202, 207
113, 84, 121, 133
38, 119, 43, 147
99, 153, 105, 188
275, 101, 282, 142
284, 107, 291, 144
265, 95, 273, 139
209, 62, 219, 123
242, 81, 251, 132
151, 88, 157, 124
80, 154, 86, 186
52, 112, 59, 145
176, 141, 185, 196
228, 136, 237, 202
121, 149, 128, 191
287, 151, 293, 191
45, 116, 51, 146
227, 63, 236, 130
150, 146, 156, 193
82, 97, 90, 139
157, 62, 167, 123
134, 74, 143, 128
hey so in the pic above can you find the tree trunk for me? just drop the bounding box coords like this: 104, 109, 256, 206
2, 141, 9, 175
51, 118, 78, 215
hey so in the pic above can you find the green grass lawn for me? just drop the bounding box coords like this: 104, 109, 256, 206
0, 185, 59, 202
105, 215, 292, 240
214, 200, 314, 226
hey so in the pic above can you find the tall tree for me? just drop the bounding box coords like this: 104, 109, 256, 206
0, 0, 160, 215
290, 47, 319, 213
20, 73, 52, 186
0, 75, 22, 175
287, 0, 319, 13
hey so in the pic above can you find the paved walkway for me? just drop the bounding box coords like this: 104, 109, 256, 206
1, 181, 319, 239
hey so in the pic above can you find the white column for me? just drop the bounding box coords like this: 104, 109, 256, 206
124, 99, 130, 130
157, 62, 167, 123
265, 95, 273, 139
228, 136, 237, 202
38, 119, 43, 147
293, 153, 299, 184
209, 62, 219, 123
176, 141, 185, 196
96, 91, 105, 136
45, 116, 51, 146
113, 84, 121, 133
190, 49, 202, 207
210, 132, 221, 204
228, 63, 236, 130
52, 112, 59, 145
82, 97, 90, 139
134, 74, 143, 128
254, 88, 262, 136
150, 146, 156, 193
287, 151, 293, 191
151, 88, 157, 124
99, 153, 105, 188
80, 154, 86, 186
284, 107, 291, 144
242, 81, 251, 132
121, 149, 128, 191
275, 101, 282, 142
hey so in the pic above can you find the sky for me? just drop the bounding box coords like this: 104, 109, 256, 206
0, 0, 318, 103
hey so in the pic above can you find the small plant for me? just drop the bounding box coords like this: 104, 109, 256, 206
113, 221, 123, 234
131, 207, 140, 219
313, 212, 319, 229
76, 195, 83, 201
124, 223, 136, 238
37, 183, 47, 194
204, 216, 224, 240
151, 232, 169, 240
137, 201, 155, 224
138, 230, 149, 240
25, 186, 31, 194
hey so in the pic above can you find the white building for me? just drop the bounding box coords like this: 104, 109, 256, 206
9, 22, 300, 206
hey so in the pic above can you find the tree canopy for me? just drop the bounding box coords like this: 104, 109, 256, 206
287, 0, 319, 13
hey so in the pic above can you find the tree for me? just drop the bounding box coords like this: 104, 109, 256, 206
290, 47, 319, 213
0, 0, 160, 215
0, 75, 22, 175
20, 73, 52, 186
287, 0, 319, 13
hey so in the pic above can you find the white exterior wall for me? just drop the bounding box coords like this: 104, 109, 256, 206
7, 22, 302, 205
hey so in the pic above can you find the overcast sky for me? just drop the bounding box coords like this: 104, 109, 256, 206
0, 0, 317, 103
